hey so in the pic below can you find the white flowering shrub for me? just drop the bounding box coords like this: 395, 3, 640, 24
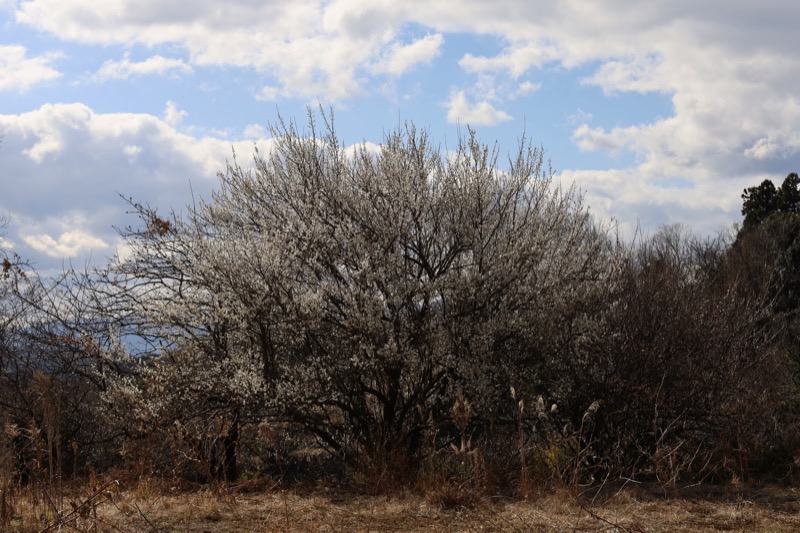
92, 112, 620, 484
171, 111, 616, 481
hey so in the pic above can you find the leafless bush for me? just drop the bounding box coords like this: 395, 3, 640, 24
553, 225, 799, 483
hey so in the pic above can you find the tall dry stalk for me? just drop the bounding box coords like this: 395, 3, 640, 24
33, 371, 63, 508
511, 387, 530, 498
0, 422, 18, 528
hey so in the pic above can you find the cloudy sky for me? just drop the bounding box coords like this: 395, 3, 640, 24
2, 1, 799, 273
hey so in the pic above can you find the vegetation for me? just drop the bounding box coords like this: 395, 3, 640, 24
5, 481, 800, 532
2, 111, 800, 529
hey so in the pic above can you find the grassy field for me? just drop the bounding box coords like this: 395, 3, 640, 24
5, 480, 800, 532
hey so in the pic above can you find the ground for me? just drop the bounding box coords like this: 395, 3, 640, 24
6, 481, 800, 532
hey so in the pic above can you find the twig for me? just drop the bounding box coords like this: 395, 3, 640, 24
38, 478, 119, 533
133, 501, 159, 532
577, 500, 644, 533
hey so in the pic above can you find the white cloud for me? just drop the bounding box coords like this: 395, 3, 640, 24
568, 108, 593, 126
163, 101, 187, 126
7, 0, 800, 238
0, 45, 61, 91
123, 144, 142, 163
582, 53, 666, 95
22, 130, 64, 163
0, 103, 277, 268
113, 239, 134, 263
14, 0, 392, 100
243, 124, 266, 139
23, 229, 108, 258
744, 137, 796, 161
446, 90, 511, 127
93, 54, 193, 81
515, 80, 540, 97
459, 42, 561, 78
573, 124, 627, 154
379, 34, 443, 76
256, 85, 281, 102
433, 2, 800, 229
560, 166, 749, 239
452, 45, 545, 125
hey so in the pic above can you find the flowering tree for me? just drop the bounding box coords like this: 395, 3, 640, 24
168, 112, 616, 478
93, 111, 619, 483
89, 201, 259, 482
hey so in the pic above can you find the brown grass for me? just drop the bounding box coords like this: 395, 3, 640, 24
4, 480, 800, 532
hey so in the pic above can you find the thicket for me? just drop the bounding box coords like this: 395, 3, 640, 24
2, 113, 799, 515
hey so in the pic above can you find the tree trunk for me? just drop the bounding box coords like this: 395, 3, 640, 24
223, 411, 239, 482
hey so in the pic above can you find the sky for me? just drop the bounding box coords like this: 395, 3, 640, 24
2, 1, 800, 274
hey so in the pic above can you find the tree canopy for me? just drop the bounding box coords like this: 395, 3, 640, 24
741, 172, 800, 228
1, 115, 799, 497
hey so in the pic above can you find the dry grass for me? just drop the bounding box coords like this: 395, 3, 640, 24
4, 480, 800, 532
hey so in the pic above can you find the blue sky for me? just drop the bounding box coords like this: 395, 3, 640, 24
2, 1, 799, 273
